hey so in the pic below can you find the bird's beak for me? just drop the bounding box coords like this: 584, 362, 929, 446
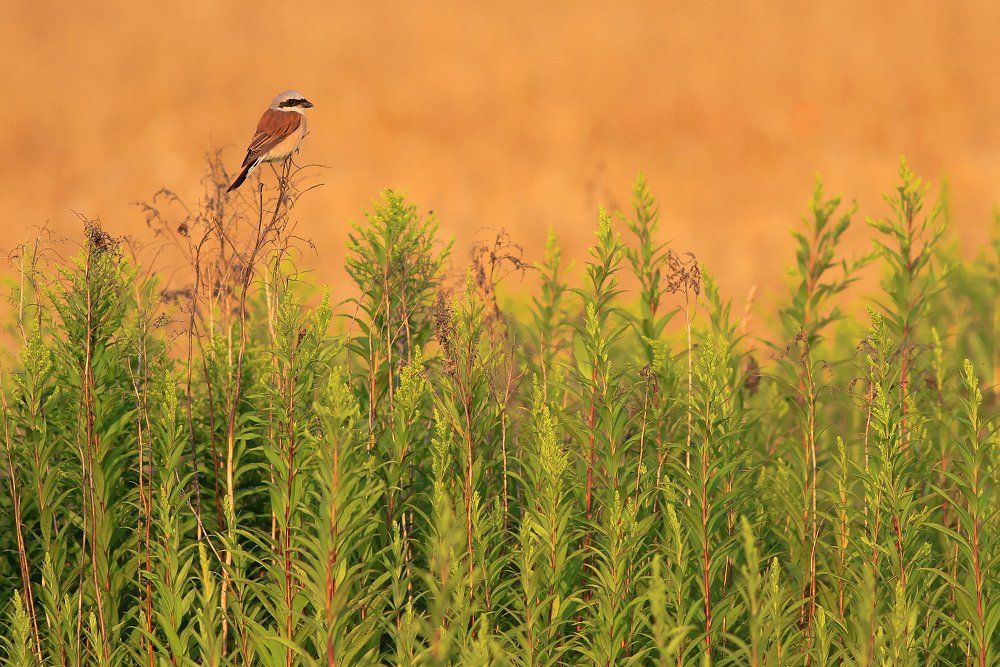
302, 99, 314, 108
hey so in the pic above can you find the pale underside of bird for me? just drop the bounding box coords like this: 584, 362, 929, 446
227, 90, 314, 193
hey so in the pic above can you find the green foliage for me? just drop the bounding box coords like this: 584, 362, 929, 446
0, 162, 996, 665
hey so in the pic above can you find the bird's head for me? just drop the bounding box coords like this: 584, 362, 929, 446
270, 90, 314, 111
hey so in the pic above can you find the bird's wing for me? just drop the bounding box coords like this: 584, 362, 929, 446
240, 109, 303, 167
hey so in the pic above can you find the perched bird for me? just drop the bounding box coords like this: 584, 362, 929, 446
227, 90, 314, 192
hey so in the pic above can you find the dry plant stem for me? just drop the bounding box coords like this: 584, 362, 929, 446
383, 255, 395, 412
324, 410, 342, 666
282, 339, 298, 667
501, 407, 509, 520
198, 337, 225, 532
13, 234, 46, 343
700, 422, 712, 657
123, 266, 157, 667
80, 244, 110, 663
487, 351, 520, 529
635, 382, 650, 495
581, 364, 598, 604
837, 464, 848, 618
130, 363, 155, 667
221, 158, 294, 648
799, 347, 819, 643
0, 388, 43, 661
868, 449, 883, 657
862, 383, 874, 528
185, 238, 208, 540
684, 291, 695, 477
461, 346, 477, 606
972, 510, 985, 667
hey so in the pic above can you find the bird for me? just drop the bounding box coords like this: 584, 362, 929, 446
227, 90, 314, 193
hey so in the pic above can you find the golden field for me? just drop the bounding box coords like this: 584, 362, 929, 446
1, 0, 997, 298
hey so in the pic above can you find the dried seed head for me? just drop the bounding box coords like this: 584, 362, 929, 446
433, 293, 457, 375
664, 249, 701, 296
84, 220, 118, 255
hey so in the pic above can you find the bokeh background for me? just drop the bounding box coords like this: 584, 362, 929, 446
2, 0, 998, 302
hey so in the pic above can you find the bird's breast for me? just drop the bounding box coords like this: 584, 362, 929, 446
263, 121, 307, 162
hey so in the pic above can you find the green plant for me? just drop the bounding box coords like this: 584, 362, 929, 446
0, 157, 995, 666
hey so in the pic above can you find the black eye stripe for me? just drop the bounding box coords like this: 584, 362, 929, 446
279, 98, 305, 108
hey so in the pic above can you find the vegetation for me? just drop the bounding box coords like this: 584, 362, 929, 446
0, 156, 996, 665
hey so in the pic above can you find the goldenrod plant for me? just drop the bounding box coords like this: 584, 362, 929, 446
0, 158, 995, 665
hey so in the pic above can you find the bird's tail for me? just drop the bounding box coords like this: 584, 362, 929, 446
227, 159, 259, 193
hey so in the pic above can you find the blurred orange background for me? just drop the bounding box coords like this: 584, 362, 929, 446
2, 1, 998, 303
